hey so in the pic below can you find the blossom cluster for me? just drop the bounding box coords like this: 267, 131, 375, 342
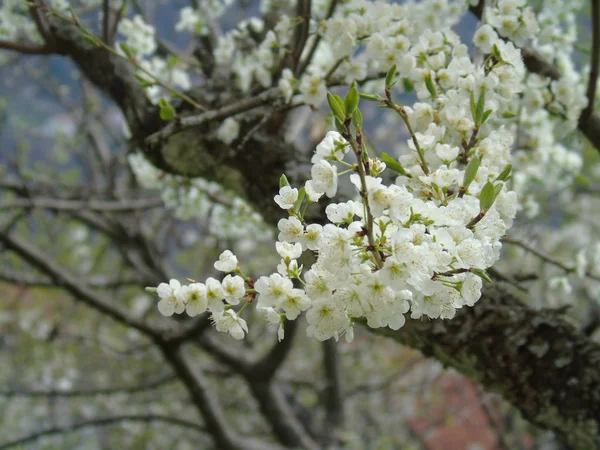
128, 153, 271, 241
149, 18, 528, 340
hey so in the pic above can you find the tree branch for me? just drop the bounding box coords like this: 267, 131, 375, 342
158, 343, 284, 450
144, 87, 281, 146
0, 373, 176, 398
0, 232, 160, 337
582, 0, 600, 124
1, 197, 163, 212
365, 285, 600, 449
0, 414, 205, 450
321, 339, 345, 446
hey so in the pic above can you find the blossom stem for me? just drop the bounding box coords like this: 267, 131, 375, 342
46, 6, 205, 111
383, 95, 430, 175
344, 124, 383, 269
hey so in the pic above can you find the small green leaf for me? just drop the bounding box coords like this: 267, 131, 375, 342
380, 152, 408, 176
359, 92, 381, 101
471, 268, 492, 283
470, 91, 477, 122
494, 182, 504, 199
479, 181, 496, 211
352, 108, 363, 130
134, 73, 154, 88
462, 155, 482, 190
496, 164, 512, 182
334, 117, 345, 134
159, 98, 176, 120
575, 174, 589, 186
119, 42, 135, 59
385, 64, 397, 89
501, 111, 518, 119
279, 174, 290, 188
145, 287, 158, 293
481, 109, 493, 124
476, 90, 486, 125
424, 73, 437, 98
344, 82, 359, 116
82, 33, 99, 46
327, 92, 346, 122
402, 78, 414, 92
294, 187, 306, 212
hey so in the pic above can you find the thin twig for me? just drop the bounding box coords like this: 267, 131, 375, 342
0, 414, 205, 450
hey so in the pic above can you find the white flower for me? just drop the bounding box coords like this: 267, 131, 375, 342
222, 275, 246, 305
214, 250, 238, 273
216, 118, 240, 145
310, 160, 338, 198
312, 131, 349, 163
304, 180, 324, 202
255, 273, 294, 309
274, 186, 299, 210
279, 288, 311, 319
206, 277, 225, 312
549, 276, 572, 295
276, 241, 303, 260
300, 224, 323, 251
305, 300, 350, 341
157, 279, 185, 316
279, 69, 295, 103
460, 275, 482, 306
575, 249, 587, 278
212, 310, 248, 340
473, 24, 498, 54
179, 283, 208, 317
277, 216, 304, 242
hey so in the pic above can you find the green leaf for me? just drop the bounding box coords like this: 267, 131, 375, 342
359, 92, 381, 101
344, 82, 359, 116
402, 78, 414, 92
145, 287, 158, 293
470, 91, 476, 122
352, 108, 363, 130
471, 268, 492, 283
494, 182, 504, 199
279, 174, 290, 188
481, 109, 493, 124
159, 98, 176, 120
476, 90, 486, 125
462, 155, 482, 190
424, 73, 437, 98
134, 73, 154, 88
327, 92, 346, 122
82, 33, 99, 46
385, 64, 397, 89
119, 42, 135, 59
496, 164, 512, 182
575, 174, 589, 186
380, 152, 408, 176
294, 187, 306, 212
479, 181, 496, 211
334, 117, 345, 134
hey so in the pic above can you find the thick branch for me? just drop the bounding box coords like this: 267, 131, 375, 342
366, 285, 600, 449
322, 340, 345, 446
158, 343, 282, 450
582, 0, 600, 123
